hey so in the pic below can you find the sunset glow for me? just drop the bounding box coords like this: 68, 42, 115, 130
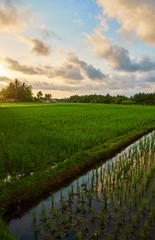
0, 0, 154, 97
0, 65, 7, 77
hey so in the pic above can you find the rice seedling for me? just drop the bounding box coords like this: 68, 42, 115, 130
51, 192, 54, 206
68, 189, 72, 201
81, 189, 84, 204
132, 213, 137, 227
76, 232, 83, 240
41, 202, 46, 218
40, 226, 45, 239
125, 225, 130, 239
82, 203, 86, 213
95, 227, 99, 239
100, 212, 105, 225
60, 188, 63, 199
71, 183, 74, 194
83, 218, 87, 230
139, 229, 145, 240
90, 207, 95, 220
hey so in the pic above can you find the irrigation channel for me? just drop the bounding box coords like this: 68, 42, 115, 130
9, 131, 155, 240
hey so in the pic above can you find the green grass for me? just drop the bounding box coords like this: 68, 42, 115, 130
0, 102, 155, 239
0, 102, 154, 178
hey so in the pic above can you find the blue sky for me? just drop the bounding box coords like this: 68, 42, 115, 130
0, 0, 154, 97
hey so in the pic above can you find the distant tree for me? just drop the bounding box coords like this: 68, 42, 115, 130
0, 79, 33, 101
65, 93, 155, 105
44, 93, 52, 100
37, 91, 43, 99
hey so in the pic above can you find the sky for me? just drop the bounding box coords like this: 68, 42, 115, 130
0, 0, 155, 98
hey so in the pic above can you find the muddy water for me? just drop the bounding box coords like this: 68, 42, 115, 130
8, 132, 155, 240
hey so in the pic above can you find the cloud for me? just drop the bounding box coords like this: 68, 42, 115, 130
95, 14, 109, 31
0, 0, 32, 32
0, 76, 12, 83
2, 57, 83, 82
44, 65, 83, 81
2, 52, 108, 83
66, 53, 107, 80
74, 19, 84, 27
137, 72, 155, 83
37, 25, 62, 40
21, 37, 51, 56
3, 58, 42, 75
96, 0, 155, 45
85, 29, 155, 72
26, 71, 154, 93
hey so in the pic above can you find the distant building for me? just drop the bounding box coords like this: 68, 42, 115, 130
41, 99, 56, 103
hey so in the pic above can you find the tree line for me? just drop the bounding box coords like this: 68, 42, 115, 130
66, 93, 155, 105
0, 79, 154, 105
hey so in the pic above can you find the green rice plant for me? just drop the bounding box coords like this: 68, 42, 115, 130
132, 213, 137, 227
119, 192, 123, 205
88, 188, 93, 206
85, 180, 87, 191
76, 214, 80, 224
81, 189, 84, 203
60, 188, 63, 199
57, 213, 62, 225
76, 199, 79, 211
60, 198, 64, 208
125, 225, 130, 239
106, 234, 111, 240
142, 199, 147, 210
76, 232, 83, 240
122, 206, 126, 216
57, 225, 62, 237
96, 183, 98, 192
101, 178, 104, 191
83, 218, 87, 230
104, 193, 108, 207
32, 209, 36, 223
134, 191, 138, 206
90, 207, 95, 219
41, 202, 46, 218
100, 167, 103, 179
96, 169, 99, 182
139, 229, 145, 240
149, 212, 153, 224
41, 226, 45, 239
91, 172, 95, 187
51, 192, 54, 206
137, 206, 141, 220
144, 220, 148, 234
114, 222, 119, 235
71, 183, 74, 194
77, 179, 79, 191
68, 189, 72, 201
100, 212, 105, 225
82, 203, 86, 213
95, 227, 99, 239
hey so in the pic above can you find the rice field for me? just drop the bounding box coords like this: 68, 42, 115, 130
0, 102, 155, 180
9, 131, 155, 239
0, 102, 155, 239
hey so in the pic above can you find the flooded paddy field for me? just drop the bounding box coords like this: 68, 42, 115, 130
8, 131, 155, 240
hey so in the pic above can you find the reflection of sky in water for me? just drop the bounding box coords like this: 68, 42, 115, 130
9, 131, 154, 239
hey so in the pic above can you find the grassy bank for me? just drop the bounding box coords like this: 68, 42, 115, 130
0, 102, 155, 239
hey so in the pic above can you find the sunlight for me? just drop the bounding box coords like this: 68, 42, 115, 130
0, 65, 7, 76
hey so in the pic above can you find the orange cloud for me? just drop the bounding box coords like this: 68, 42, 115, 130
97, 0, 155, 45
